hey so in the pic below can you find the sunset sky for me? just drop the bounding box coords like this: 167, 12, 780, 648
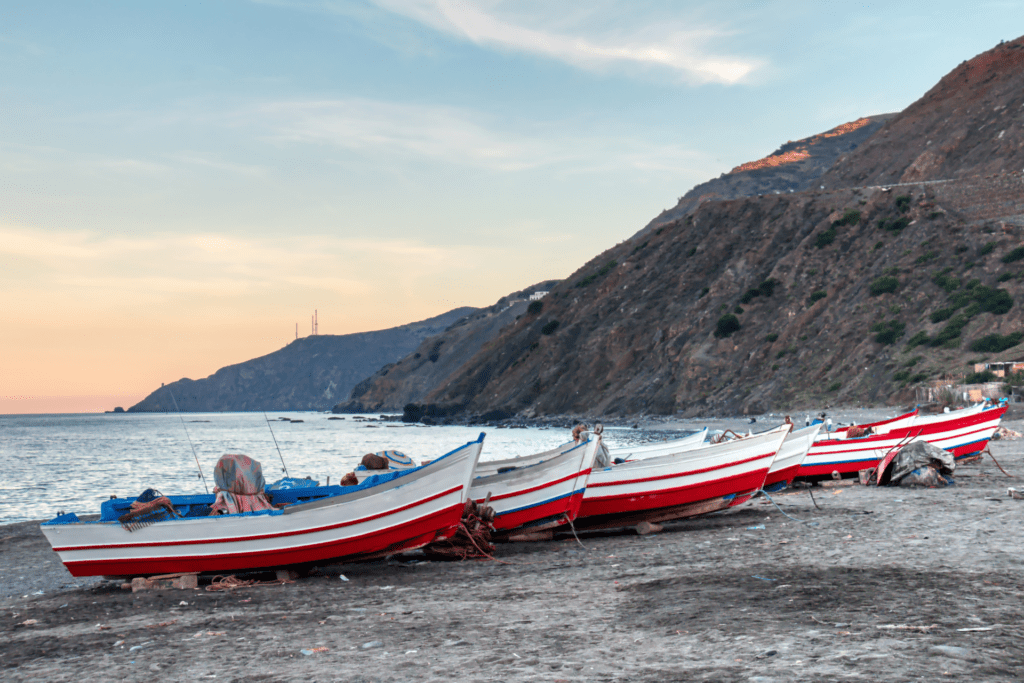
1, 1, 1019, 413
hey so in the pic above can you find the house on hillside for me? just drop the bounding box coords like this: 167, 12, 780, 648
973, 359, 1024, 377
529, 291, 549, 301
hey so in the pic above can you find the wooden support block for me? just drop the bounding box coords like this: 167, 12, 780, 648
174, 574, 198, 589
635, 521, 663, 535
506, 530, 554, 542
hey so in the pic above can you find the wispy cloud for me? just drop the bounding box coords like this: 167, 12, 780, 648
370, 0, 761, 84
257, 97, 712, 174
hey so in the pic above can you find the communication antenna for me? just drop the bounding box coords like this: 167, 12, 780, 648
264, 411, 290, 477
167, 388, 209, 494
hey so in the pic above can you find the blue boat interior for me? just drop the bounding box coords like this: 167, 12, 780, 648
41, 432, 486, 526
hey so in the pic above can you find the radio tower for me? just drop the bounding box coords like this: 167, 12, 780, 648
315, 310, 318, 335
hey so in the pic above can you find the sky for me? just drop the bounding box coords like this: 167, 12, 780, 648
1, 1, 1020, 414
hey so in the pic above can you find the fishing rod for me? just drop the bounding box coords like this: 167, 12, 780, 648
264, 411, 289, 477
168, 388, 209, 494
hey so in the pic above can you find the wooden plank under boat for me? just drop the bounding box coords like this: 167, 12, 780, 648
40, 435, 485, 578
573, 424, 791, 531
796, 404, 1006, 480
469, 434, 601, 535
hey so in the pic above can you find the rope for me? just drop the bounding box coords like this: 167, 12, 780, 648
563, 513, 586, 549
755, 489, 819, 525
205, 574, 294, 592
983, 447, 1015, 478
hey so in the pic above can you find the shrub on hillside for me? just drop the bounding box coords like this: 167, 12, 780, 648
575, 260, 617, 288
905, 331, 930, 349
833, 209, 861, 226
869, 276, 899, 296
815, 226, 837, 248
878, 217, 911, 232
807, 290, 827, 305
930, 307, 955, 323
979, 242, 997, 257
971, 286, 1013, 315
1002, 246, 1024, 263
969, 332, 1024, 353
527, 300, 543, 316
827, 381, 842, 392
765, 332, 779, 342
541, 320, 560, 335
895, 195, 912, 212
965, 370, 997, 384
931, 314, 969, 347
872, 320, 906, 345
714, 314, 741, 338
932, 270, 960, 293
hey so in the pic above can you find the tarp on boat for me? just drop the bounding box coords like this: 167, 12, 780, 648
210, 453, 275, 514
880, 441, 956, 487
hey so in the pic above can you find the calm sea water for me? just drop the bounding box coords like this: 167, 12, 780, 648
0, 412, 648, 525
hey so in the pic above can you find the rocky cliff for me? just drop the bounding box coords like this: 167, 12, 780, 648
638, 114, 894, 237
128, 307, 477, 412
413, 36, 1024, 419
335, 281, 559, 413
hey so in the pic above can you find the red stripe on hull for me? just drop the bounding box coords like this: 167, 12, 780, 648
763, 463, 801, 488
950, 439, 991, 459
578, 467, 769, 519
798, 459, 876, 478
476, 470, 589, 504
62, 504, 464, 578
491, 491, 585, 532
586, 453, 771, 489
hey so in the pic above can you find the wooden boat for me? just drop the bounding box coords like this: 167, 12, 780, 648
573, 424, 791, 530
606, 427, 708, 461
40, 435, 485, 578
472, 439, 579, 478
762, 423, 821, 490
816, 409, 918, 440
797, 404, 1006, 479
469, 434, 602, 535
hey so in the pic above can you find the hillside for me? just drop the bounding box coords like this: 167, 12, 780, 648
410, 36, 1024, 419
128, 308, 476, 412
638, 114, 893, 236
335, 280, 559, 413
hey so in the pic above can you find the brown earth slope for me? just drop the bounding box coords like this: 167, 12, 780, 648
638, 114, 894, 237
823, 37, 1024, 187
335, 280, 559, 413
416, 37, 1024, 419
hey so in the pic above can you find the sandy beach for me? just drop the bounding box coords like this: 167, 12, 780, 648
3, 417, 1024, 682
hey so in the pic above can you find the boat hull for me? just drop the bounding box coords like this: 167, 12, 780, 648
470, 437, 599, 534
575, 425, 790, 528
797, 406, 1005, 479
42, 437, 484, 578
763, 424, 821, 489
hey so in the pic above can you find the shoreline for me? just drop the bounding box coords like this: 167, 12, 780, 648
3, 420, 1024, 680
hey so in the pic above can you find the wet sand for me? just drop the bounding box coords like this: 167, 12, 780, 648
3, 419, 1024, 682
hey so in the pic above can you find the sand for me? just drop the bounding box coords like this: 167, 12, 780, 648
3, 418, 1024, 682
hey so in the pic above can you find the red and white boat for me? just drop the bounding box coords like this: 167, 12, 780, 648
762, 423, 821, 490
816, 409, 918, 440
606, 427, 708, 462
797, 404, 1005, 479
574, 424, 791, 529
41, 435, 485, 578
470, 433, 602, 535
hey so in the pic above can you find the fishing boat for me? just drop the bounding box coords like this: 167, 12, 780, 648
469, 432, 602, 535
605, 427, 708, 462
574, 424, 791, 530
472, 439, 579, 478
816, 409, 918, 440
796, 404, 1006, 480
762, 423, 822, 490
40, 434, 485, 578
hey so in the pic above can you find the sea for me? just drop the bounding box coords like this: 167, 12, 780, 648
0, 412, 650, 525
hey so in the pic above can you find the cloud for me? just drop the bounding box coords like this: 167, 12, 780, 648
259, 98, 560, 171
256, 97, 713, 175
370, 0, 761, 84
0, 223, 495, 302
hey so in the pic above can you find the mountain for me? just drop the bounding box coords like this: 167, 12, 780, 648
408, 36, 1024, 419
638, 114, 894, 237
128, 308, 477, 412
335, 280, 559, 413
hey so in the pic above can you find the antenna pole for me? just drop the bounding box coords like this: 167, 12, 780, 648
264, 411, 289, 477
167, 388, 209, 494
